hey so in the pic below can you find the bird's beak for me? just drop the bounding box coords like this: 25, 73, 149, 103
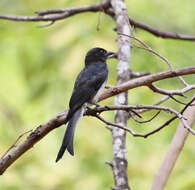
106, 51, 117, 59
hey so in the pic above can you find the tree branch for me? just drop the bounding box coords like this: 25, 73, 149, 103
0, 67, 194, 175
86, 104, 187, 116
105, 9, 195, 41
0, 110, 68, 175
128, 17, 195, 41
0, 130, 32, 159
130, 111, 161, 124
100, 66, 195, 101
148, 83, 195, 97
0, 1, 110, 22
0, 0, 195, 41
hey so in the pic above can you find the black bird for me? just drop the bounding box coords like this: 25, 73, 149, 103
56, 47, 115, 162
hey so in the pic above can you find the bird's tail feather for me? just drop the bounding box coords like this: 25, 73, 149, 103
56, 107, 83, 162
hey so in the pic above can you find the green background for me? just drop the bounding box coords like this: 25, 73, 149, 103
0, 0, 195, 189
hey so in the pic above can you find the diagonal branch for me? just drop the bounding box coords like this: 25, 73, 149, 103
151, 95, 195, 190
0, 67, 194, 175
100, 66, 195, 101
0, 110, 69, 175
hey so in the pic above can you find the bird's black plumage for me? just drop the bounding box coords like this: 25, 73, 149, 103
56, 47, 115, 162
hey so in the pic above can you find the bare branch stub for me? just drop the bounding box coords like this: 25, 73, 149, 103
130, 71, 150, 78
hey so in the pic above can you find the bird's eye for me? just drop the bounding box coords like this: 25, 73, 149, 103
100, 49, 105, 54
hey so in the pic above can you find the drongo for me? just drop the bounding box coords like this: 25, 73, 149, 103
56, 47, 115, 162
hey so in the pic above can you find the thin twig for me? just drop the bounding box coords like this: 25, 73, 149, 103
37, 20, 55, 28
169, 95, 188, 106
134, 96, 170, 115
118, 32, 174, 70
96, 12, 102, 31
154, 96, 170, 105
94, 114, 145, 137
118, 33, 192, 87
0, 129, 32, 159
148, 83, 195, 97
130, 71, 150, 78
131, 111, 161, 124
178, 76, 189, 87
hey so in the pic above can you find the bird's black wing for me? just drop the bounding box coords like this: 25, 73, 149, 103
69, 63, 108, 115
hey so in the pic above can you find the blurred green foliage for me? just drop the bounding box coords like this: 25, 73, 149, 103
0, 0, 195, 189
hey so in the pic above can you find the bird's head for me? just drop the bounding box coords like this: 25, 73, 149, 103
85, 47, 116, 65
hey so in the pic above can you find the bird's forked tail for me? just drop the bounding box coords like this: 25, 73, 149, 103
56, 107, 83, 162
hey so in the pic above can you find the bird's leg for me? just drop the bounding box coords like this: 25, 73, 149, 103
85, 105, 98, 116
86, 103, 100, 115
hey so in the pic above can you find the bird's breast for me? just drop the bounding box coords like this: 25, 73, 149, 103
91, 79, 107, 104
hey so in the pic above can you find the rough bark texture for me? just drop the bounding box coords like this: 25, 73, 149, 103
151, 95, 195, 190
111, 0, 131, 189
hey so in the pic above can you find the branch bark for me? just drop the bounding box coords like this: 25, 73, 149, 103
0, 1, 110, 22
0, 111, 68, 175
100, 66, 195, 101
